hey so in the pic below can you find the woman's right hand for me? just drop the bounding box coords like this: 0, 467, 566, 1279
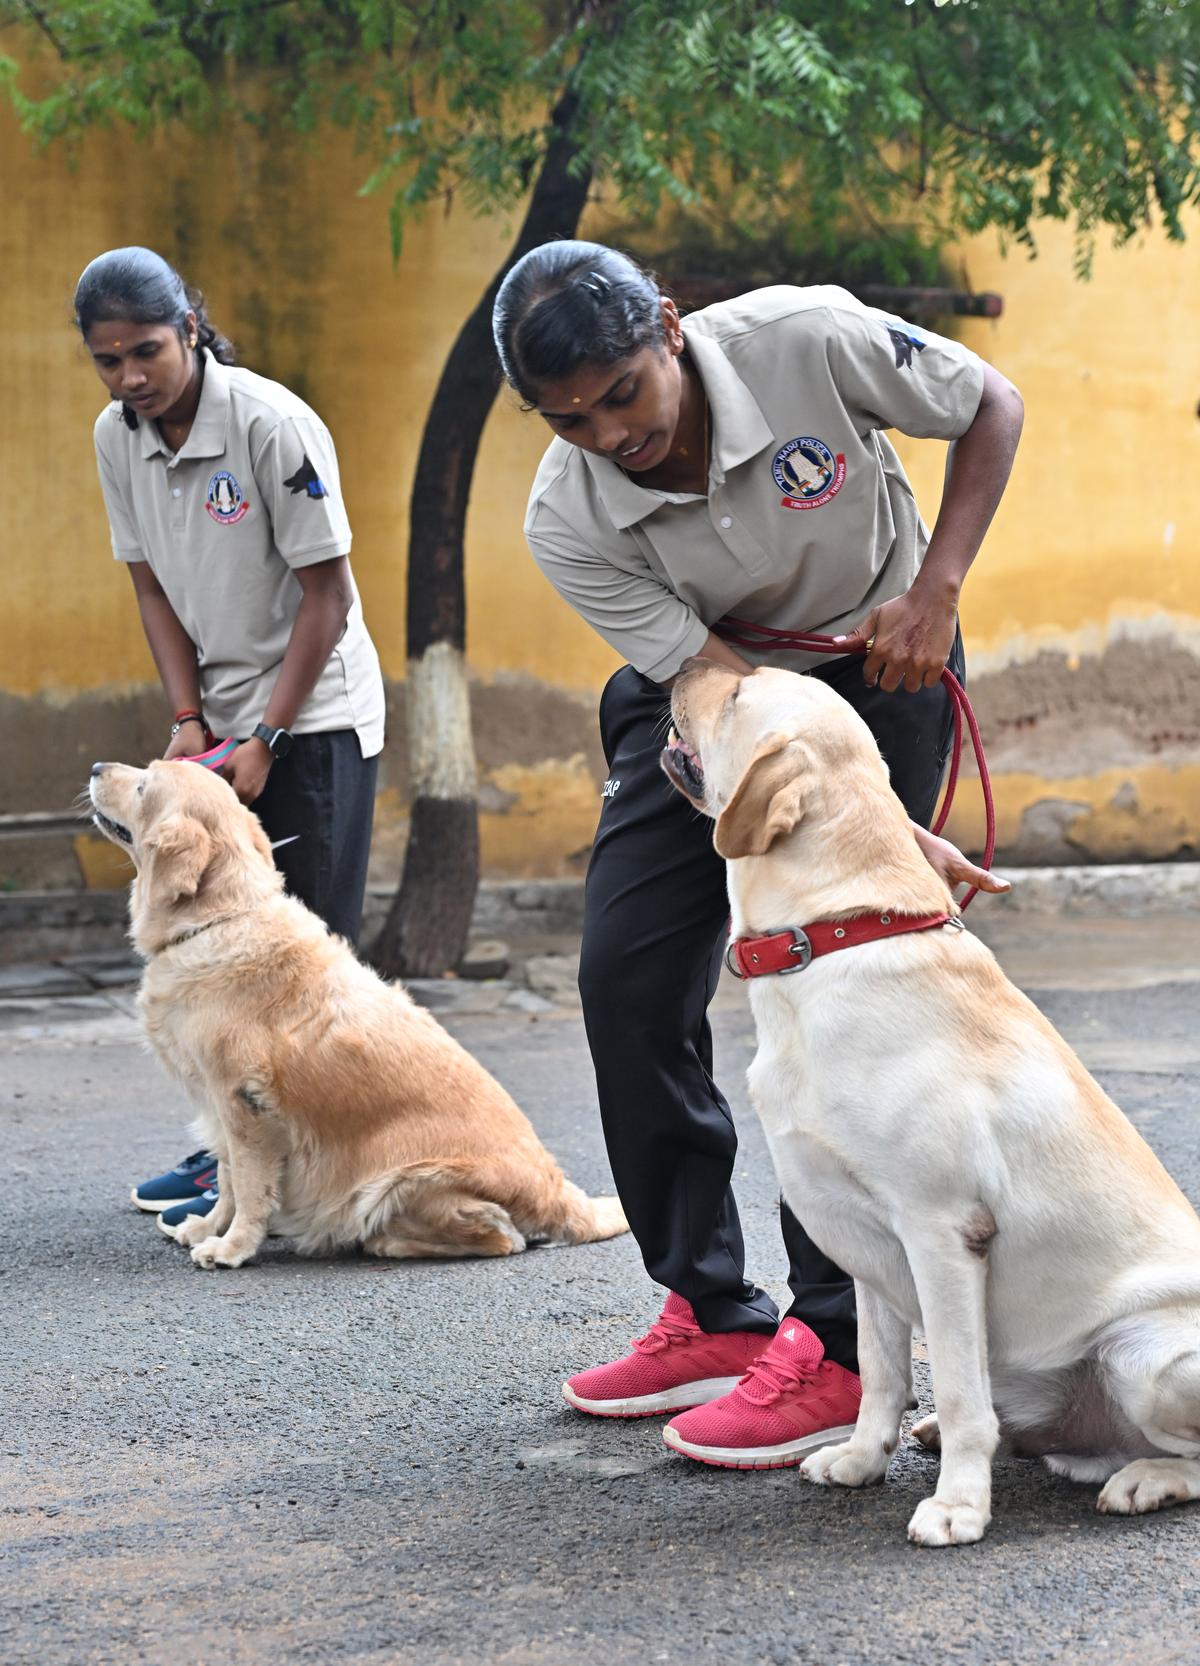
162, 722, 209, 761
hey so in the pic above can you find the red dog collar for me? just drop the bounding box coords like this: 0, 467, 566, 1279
725, 912, 958, 979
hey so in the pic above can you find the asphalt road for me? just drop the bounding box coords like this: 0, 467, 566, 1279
2, 917, 1199, 1666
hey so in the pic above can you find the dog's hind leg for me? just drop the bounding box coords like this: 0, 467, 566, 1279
364, 1188, 526, 1260
802, 1283, 909, 1489
910, 1414, 941, 1452
1096, 1307, 1200, 1516
1096, 1456, 1200, 1514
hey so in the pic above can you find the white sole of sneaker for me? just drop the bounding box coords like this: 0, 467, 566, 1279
131, 1189, 197, 1213
661, 1421, 858, 1468
156, 1214, 209, 1240
562, 1375, 743, 1418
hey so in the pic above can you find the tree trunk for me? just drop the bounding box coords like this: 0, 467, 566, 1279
372, 89, 593, 977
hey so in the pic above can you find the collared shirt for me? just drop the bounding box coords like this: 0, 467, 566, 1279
93, 350, 385, 755
524, 285, 986, 682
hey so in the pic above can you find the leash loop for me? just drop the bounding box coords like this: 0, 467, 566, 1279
713, 617, 996, 910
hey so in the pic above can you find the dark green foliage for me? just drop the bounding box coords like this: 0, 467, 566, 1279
6, 2, 1200, 271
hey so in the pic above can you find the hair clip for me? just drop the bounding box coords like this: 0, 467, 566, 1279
581, 271, 611, 299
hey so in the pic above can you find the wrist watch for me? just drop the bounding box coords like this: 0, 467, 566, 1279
252, 722, 294, 759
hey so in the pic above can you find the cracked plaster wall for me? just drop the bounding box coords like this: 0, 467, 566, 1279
1, 49, 1197, 890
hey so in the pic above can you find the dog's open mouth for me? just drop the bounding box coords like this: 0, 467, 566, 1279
661, 725, 706, 800
92, 810, 133, 846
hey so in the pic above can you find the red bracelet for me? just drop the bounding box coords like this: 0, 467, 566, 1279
171, 711, 216, 746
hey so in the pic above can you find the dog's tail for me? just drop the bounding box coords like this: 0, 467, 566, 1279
538, 1178, 628, 1246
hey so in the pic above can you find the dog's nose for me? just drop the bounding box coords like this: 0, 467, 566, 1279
90, 762, 107, 778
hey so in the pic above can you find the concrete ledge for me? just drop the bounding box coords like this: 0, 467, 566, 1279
1, 865, 1195, 966
989, 863, 1198, 915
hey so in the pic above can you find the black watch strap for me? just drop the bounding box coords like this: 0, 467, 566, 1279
252, 722, 293, 758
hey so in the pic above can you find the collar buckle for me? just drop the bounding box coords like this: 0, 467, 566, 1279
725, 925, 812, 980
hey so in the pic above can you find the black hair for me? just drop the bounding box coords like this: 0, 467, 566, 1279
73, 246, 235, 428
492, 240, 666, 405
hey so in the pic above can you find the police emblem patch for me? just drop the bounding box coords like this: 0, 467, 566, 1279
771, 437, 846, 511
204, 469, 250, 525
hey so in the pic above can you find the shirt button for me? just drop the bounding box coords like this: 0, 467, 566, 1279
171, 487, 182, 498
719, 515, 733, 529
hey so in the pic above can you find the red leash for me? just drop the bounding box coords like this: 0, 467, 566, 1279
713, 617, 996, 909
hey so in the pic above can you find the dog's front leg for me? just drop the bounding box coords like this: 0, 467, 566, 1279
904, 1228, 998, 1547
173, 1156, 236, 1248
190, 1104, 284, 1270
802, 1281, 910, 1489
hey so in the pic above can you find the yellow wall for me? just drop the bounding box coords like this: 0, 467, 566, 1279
2, 48, 1198, 881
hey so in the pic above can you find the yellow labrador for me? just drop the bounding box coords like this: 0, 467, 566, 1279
662, 660, 1200, 1546
89, 760, 626, 1270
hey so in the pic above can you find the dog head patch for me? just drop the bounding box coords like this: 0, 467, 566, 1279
283, 454, 329, 499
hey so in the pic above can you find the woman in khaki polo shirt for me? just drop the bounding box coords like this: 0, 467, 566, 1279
493, 240, 1022, 1470
74, 246, 385, 1237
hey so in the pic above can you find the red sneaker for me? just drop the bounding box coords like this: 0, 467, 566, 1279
562, 1293, 771, 1418
662, 1317, 861, 1468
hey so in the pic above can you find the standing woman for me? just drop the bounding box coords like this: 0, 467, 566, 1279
74, 246, 385, 1234
493, 241, 1021, 1469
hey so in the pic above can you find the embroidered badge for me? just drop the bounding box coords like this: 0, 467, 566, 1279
885, 323, 926, 369
283, 454, 329, 499
771, 437, 846, 511
204, 469, 250, 525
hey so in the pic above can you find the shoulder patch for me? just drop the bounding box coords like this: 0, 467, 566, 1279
283, 454, 329, 499
884, 323, 926, 370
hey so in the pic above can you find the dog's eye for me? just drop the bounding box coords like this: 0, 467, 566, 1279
137, 782, 145, 797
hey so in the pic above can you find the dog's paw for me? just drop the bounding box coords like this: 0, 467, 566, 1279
1097, 1458, 1200, 1516
910, 1413, 941, 1452
172, 1213, 213, 1248
190, 1236, 252, 1269
907, 1494, 989, 1547
801, 1442, 888, 1489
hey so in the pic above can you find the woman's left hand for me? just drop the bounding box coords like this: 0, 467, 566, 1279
836, 585, 958, 693
912, 823, 1010, 897
220, 738, 273, 806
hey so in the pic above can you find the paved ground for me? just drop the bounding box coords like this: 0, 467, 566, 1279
2, 910, 1199, 1666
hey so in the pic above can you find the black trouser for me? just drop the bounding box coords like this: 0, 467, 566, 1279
249, 729, 378, 947
577, 635, 964, 1376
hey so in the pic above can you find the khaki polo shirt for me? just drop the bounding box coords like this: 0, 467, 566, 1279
525, 285, 986, 682
94, 350, 385, 756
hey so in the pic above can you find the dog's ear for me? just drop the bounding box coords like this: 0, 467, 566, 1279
714, 738, 810, 859
142, 813, 214, 909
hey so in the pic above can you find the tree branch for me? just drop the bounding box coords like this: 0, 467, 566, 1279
18, 0, 70, 59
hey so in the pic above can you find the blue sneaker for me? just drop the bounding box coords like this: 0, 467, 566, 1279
132, 1149, 218, 1213
158, 1187, 219, 1239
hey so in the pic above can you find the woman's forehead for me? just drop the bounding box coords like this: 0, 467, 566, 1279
85, 319, 178, 350
533, 348, 656, 414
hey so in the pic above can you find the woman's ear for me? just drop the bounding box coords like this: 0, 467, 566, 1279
142, 813, 214, 910
714, 739, 810, 859
660, 296, 685, 353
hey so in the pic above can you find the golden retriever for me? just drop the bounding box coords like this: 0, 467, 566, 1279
662, 660, 1200, 1546
88, 759, 626, 1270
